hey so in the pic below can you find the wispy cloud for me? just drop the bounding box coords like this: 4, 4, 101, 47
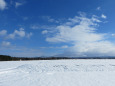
40, 45, 68, 49
1, 41, 11, 47
31, 24, 57, 30
15, 2, 23, 8
96, 7, 101, 10
31, 25, 40, 29
0, 0, 7, 10
26, 32, 33, 38
23, 17, 28, 20
42, 16, 59, 23
46, 14, 104, 43
0, 30, 7, 36
112, 34, 115, 37
42, 13, 115, 57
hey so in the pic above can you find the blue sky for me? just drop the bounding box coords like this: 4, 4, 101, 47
0, 0, 115, 57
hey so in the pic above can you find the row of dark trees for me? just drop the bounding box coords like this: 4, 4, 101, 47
1, 55, 115, 61
0, 55, 13, 61
0, 55, 70, 61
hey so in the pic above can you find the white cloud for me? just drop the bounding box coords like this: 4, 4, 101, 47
42, 30, 48, 34
0, 30, 7, 36
7, 29, 25, 39
46, 15, 104, 43
101, 14, 107, 19
0, 0, 7, 10
1, 41, 11, 47
6, 28, 32, 39
15, 2, 23, 8
43, 13, 115, 57
65, 41, 115, 57
14, 29, 25, 37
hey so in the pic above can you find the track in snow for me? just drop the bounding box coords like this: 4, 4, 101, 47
0, 59, 115, 86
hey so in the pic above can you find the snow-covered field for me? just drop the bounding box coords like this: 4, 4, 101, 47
0, 59, 115, 86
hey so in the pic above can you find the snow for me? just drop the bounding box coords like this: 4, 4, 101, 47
0, 59, 115, 86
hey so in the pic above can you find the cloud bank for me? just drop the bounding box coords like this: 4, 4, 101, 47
15, 2, 23, 8
43, 13, 115, 57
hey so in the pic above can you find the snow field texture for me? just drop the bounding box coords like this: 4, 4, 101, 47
0, 59, 115, 86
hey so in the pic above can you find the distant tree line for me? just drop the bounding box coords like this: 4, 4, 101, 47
0, 55, 115, 61
0, 55, 70, 61
0, 55, 13, 61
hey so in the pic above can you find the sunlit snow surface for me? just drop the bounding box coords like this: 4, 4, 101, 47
0, 59, 115, 86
